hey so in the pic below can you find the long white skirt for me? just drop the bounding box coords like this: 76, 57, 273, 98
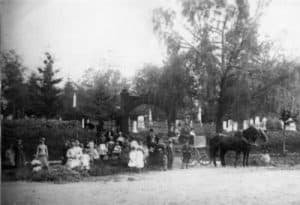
66, 158, 81, 169
128, 150, 144, 168
136, 150, 144, 169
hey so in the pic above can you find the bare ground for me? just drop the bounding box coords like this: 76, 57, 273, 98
2, 166, 300, 205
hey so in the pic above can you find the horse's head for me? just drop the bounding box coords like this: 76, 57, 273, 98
243, 126, 269, 145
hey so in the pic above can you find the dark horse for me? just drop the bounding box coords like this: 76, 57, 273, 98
209, 126, 268, 167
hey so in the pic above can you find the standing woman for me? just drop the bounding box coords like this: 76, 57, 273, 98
36, 137, 49, 169
135, 139, 145, 172
15, 139, 26, 168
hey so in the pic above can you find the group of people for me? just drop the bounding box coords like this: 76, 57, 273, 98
4, 138, 50, 172
62, 131, 126, 170
4, 139, 26, 169
4, 127, 195, 172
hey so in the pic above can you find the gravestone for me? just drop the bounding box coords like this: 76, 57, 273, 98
233, 122, 238, 131
137, 115, 145, 129
243, 120, 249, 130
132, 121, 138, 133
255, 116, 260, 127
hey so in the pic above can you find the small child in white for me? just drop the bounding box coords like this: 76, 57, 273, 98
80, 149, 91, 170
112, 141, 122, 158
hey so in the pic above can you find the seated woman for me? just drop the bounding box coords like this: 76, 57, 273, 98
5, 144, 16, 168
66, 141, 81, 169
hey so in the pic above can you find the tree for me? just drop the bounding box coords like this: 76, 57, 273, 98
1, 50, 27, 118
26, 72, 43, 117
36, 52, 62, 118
157, 54, 194, 129
60, 79, 76, 120
133, 54, 193, 132
153, 0, 270, 132
133, 64, 162, 96
78, 68, 128, 130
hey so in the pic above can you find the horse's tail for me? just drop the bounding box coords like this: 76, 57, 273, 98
208, 134, 222, 162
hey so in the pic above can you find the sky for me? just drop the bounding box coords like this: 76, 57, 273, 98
1, 0, 300, 81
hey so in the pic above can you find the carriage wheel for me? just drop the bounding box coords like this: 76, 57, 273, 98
194, 147, 210, 166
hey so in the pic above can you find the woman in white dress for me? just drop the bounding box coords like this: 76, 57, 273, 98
128, 140, 138, 168
66, 141, 81, 169
128, 139, 144, 172
135, 141, 145, 170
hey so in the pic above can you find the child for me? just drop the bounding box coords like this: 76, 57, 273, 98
107, 135, 115, 158
74, 140, 83, 159
98, 137, 108, 160
112, 141, 122, 158
80, 148, 91, 170
181, 140, 192, 169
157, 138, 168, 171
166, 139, 174, 170
87, 141, 99, 161
36, 138, 49, 169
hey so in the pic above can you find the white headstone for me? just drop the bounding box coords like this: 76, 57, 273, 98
190, 120, 193, 128
132, 121, 138, 133
137, 115, 145, 129
255, 116, 260, 127
243, 120, 249, 130
73, 93, 77, 108
227, 120, 233, 132
198, 106, 202, 124
286, 122, 297, 131
233, 122, 238, 131
149, 109, 153, 126
82, 118, 85, 128
223, 121, 227, 131
262, 117, 267, 130
250, 118, 254, 125
175, 120, 181, 127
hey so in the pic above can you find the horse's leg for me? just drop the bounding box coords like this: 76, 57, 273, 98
234, 151, 241, 167
246, 150, 250, 166
220, 148, 226, 167
212, 147, 217, 167
242, 151, 246, 167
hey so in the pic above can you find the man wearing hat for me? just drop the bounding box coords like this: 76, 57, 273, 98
36, 137, 49, 169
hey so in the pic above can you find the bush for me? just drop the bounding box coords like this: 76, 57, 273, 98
2, 119, 97, 160
30, 165, 82, 183
266, 118, 283, 131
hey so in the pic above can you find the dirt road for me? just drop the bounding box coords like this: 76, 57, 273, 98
2, 167, 300, 205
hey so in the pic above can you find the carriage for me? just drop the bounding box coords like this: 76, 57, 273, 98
189, 135, 211, 166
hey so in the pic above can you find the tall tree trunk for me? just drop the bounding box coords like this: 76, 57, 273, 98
167, 108, 176, 137
216, 78, 226, 133
216, 100, 224, 133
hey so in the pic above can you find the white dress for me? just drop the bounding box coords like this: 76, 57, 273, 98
98, 143, 108, 156
66, 147, 81, 169
136, 146, 144, 169
128, 149, 137, 168
80, 154, 91, 170
128, 141, 144, 169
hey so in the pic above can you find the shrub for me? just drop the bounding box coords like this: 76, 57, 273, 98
266, 118, 283, 131
2, 119, 97, 160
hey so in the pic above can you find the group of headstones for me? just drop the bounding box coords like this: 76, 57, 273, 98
223, 116, 297, 132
